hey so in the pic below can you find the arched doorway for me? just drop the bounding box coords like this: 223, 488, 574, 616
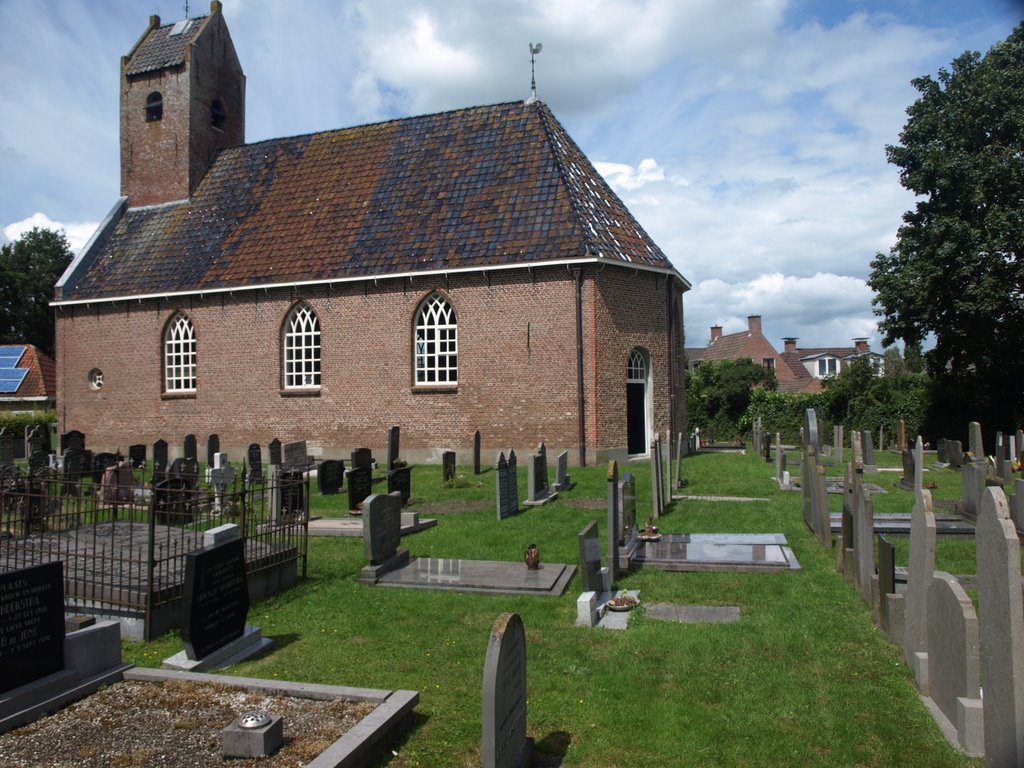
626, 348, 650, 455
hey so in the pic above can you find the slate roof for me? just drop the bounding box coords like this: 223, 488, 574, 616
123, 15, 208, 76
0, 345, 56, 402
59, 101, 677, 303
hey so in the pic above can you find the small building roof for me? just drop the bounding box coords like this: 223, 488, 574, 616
0, 345, 56, 402
123, 14, 209, 76
57, 101, 684, 304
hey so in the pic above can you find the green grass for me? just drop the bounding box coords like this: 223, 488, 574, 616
121, 450, 987, 767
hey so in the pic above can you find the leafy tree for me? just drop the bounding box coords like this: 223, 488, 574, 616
686, 358, 776, 439
819, 356, 928, 438
0, 227, 73, 356
868, 24, 1024, 427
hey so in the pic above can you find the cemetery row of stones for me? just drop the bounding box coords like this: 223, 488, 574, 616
796, 407, 1024, 763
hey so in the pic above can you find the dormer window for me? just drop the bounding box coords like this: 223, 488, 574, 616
145, 92, 163, 122
211, 99, 226, 130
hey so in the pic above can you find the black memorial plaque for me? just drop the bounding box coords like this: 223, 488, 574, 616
388, 466, 411, 504
128, 444, 146, 469
347, 466, 373, 511
181, 538, 249, 660
0, 561, 65, 694
318, 459, 344, 495
268, 438, 282, 466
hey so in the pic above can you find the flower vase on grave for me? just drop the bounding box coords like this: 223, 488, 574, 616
524, 544, 540, 570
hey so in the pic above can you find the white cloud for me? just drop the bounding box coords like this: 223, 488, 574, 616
3, 213, 97, 253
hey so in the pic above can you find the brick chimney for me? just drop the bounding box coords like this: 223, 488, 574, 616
710, 325, 722, 343
747, 315, 762, 335
853, 338, 869, 353
783, 337, 798, 353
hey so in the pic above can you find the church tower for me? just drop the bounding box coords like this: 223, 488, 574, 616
119, 1, 245, 208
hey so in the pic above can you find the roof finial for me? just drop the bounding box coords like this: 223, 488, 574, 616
183, 1, 189, 18
526, 43, 542, 105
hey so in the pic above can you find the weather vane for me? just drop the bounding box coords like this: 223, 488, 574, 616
527, 42, 542, 104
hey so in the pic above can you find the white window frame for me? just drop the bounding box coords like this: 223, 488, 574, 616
816, 357, 838, 378
164, 312, 196, 392
415, 294, 457, 386
283, 302, 321, 388
627, 349, 646, 382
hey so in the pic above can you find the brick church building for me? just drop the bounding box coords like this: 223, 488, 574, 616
54, 2, 689, 464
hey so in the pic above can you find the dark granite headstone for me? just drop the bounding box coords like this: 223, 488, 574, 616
482, 613, 531, 768
181, 538, 249, 661
0, 561, 65, 694
606, 461, 619, 581
61, 430, 85, 453
877, 534, 895, 628
152, 439, 169, 485
26, 424, 49, 456
861, 429, 876, 467
473, 430, 481, 475
91, 452, 118, 485
388, 466, 412, 504
0, 429, 14, 467
577, 520, 603, 594
28, 450, 48, 474
496, 452, 518, 520
350, 447, 373, 471
363, 492, 402, 565
283, 440, 308, 469
62, 448, 85, 481
619, 472, 637, 543
274, 470, 305, 519
183, 434, 197, 462
268, 439, 282, 467
937, 438, 949, 464
347, 466, 373, 512
169, 457, 199, 491
128, 444, 146, 469
154, 477, 193, 524
247, 443, 263, 482
318, 459, 344, 495
386, 426, 400, 471
442, 451, 456, 485
949, 440, 964, 468
900, 449, 916, 489
206, 434, 220, 470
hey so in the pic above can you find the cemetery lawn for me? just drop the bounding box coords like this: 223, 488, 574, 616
122, 451, 986, 768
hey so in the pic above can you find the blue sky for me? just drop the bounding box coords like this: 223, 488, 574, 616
1, 0, 1021, 350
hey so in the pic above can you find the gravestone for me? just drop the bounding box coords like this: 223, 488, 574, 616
268, 465, 304, 523
774, 433, 784, 486
28, 450, 48, 475
0, 429, 14, 467
1017, 430, 1024, 466
496, 452, 519, 520
877, 534, 895, 629
852, 464, 874, 602
804, 408, 819, 454
961, 461, 987, 519
363, 492, 404, 565
206, 434, 220, 471
91, 452, 118, 484
482, 613, 532, 768
347, 466, 373, 512
350, 447, 373, 471
26, 424, 49, 456
152, 439, 169, 484
834, 425, 843, 466
861, 429, 876, 470
62, 448, 85, 490
268, 439, 282, 467
61, 430, 85, 453
128, 444, 146, 469
619, 472, 637, 541
388, 466, 412, 504
208, 453, 236, 511
554, 450, 571, 492
900, 449, 916, 491
968, 421, 984, 458
650, 435, 664, 518
1013, 479, 1024, 534
926, 572, 983, 755
606, 461, 619, 581
473, 430, 481, 475
318, 459, 344, 495
246, 443, 263, 483
948, 439, 964, 469
851, 429, 863, 467
169, 457, 199, 491
536, 442, 550, 491
524, 448, 555, 506
101, 461, 134, 504
937, 438, 949, 464
283, 440, 308, 469
183, 434, 197, 462
577, 521, 604, 594
675, 432, 686, 488
904, 437, 937, 691
386, 426, 400, 471
154, 477, 192, 524
0, 561, 65, 694
976, 487, 1024, 766
181, 537, 249, 661
442, 451, 457, 485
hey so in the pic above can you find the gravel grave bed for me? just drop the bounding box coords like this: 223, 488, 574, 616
0, 679, 376, 767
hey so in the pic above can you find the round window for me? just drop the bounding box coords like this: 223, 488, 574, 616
88, 368, 104, 390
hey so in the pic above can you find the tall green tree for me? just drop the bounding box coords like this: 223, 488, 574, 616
686, 358, 776, 439
868, 24, 1024, 427
0, 227, 74, 356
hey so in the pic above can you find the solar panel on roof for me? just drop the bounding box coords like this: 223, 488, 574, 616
0, 347, 25, 368
0, 368, 28, 394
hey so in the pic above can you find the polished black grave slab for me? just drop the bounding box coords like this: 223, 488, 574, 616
829, 512, 975, 535
632, 533, 800, 572
371, 557, 576, 596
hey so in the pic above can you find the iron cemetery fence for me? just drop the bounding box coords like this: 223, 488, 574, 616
0, 463, 307, 639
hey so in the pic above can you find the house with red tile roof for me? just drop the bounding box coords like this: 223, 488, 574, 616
53, 2, 689, 463
0, 345, 57, 414
685, 315, 880, 394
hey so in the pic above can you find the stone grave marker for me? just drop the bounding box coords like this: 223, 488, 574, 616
152, 439, 169, 484
968, 421, 984, 459
606, 461, 619, 581
101, 460, 134, 504
861, 429, 877, 470
834, 425, 844, 465
473, 430, 481, 475
28, 449, 48, 475
347, 465, 373, 512
442, 451, 456, 485
26, 424, 49, 456
154, 477, 192, 524
62, 448, 85, 492
209, 453, 236, 511
948, 440, 964, 468
877, 534, 896, 630
61, 430, 85, 453
650, 435, 663, 518
363, 492, 404, 565
0, 561, 65, 694
976, 487, 1024, 765
899, 449, 915, 491
904, 437, 937, 690
386, 426, 400, 471
496, 451, 519, 520
554, 450, 572, 492
388, 465, 412, 504
926, 572, 983, 755
774, 433, 784, 486
896, 419, 906, 452
937, 438, 949, 464
206, 434, 220, 471
247, 443, 263, 483
851, 429, 863, 467
283, 440, 308, 469
675, 432, 685, 488
268, 438, 282, 467
170, 456, 199, 492
91, 451, 118, 485
183, 434, 197, 462
181, 537, 249, 661
0, 428, 14, 467
524, 448, 555, 506
128, 443, 146, 469
805, 408, 819, 454
577, 521, 604, 594
1017, 430, 1024, 465
482, 613, 531, 768
962, 461, 987, 519
1013, 479, 1024, 534
351, 447, 373, 471
853, 465, 874, 602
318, 459, 344, 495
536, 442, 550, 490
619, 472, 637, 541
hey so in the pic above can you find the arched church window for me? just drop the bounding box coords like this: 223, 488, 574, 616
164, 312, 196, 392
283, 302, 321, 388
211, 99, 226, 130
145, 92, 163, 122
414, 293, 457, 385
